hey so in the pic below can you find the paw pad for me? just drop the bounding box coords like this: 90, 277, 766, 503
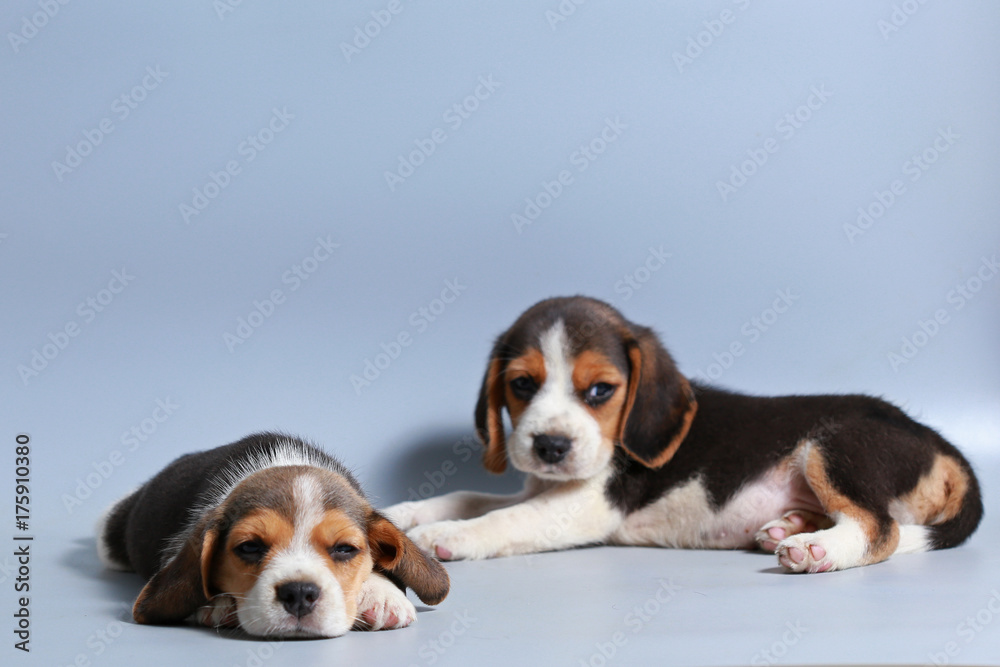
776, 535, 834, 573
755, 510, 831, 554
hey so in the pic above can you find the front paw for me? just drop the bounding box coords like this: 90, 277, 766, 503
196, 595, 239, 628
408, 521, 489, 561
381, 501, 425, 531
354, 574, 416, 631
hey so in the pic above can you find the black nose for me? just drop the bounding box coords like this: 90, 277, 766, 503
275, 581, 321, 618
533, 434, 572, 464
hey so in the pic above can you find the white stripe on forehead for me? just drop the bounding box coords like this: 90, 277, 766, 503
291, 474, 325, 550
538, 319, 573, 395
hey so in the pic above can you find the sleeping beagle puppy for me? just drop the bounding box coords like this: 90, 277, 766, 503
98, 432, 448, 637
385, 296, 983, 573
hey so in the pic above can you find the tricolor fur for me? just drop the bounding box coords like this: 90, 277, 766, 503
385, 296, 982, 573
98, 433, 448, 637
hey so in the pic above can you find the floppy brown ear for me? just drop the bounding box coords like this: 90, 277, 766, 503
132, 515, 220, 624
618, 324, 697, 469
474, 349, 508, 474
368, 514, 449, 605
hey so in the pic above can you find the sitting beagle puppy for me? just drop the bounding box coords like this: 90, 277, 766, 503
385, 296, 983, 573
98, 433, 448, 637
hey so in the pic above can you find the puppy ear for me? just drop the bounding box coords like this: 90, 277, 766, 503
368, 513, 450, 605
474, 348, 508, 474
618, 325, 697, 469
132, 513, 220, 624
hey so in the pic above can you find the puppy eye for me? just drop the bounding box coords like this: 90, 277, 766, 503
234, 540, 267, 563
584, 382, 616, 406
509, 376, 538, 400
328, 544, 359, 562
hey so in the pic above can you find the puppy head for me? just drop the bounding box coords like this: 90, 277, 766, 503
132, 466, 448, 637
475, 296, 697, 480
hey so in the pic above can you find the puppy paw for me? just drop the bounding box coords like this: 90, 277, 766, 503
407, 521, 486, 561
196, 595, 240, 628
354, 573, 416, 631
381, 501, 429, 531
755, 510, 831, 553
775, 533, 835, 573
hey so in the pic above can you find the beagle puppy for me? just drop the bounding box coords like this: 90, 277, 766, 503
385, 296, 983, 573
98, 433, 448, 637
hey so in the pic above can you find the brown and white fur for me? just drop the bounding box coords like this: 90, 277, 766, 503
98, 433, 449, 637
385, 296, 982, 573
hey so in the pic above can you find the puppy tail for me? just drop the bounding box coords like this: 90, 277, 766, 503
926, 455, 984, 550
96, 490, 139, 572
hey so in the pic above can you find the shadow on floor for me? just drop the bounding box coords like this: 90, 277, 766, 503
65, 536, 145, 622
372, 427, 523, 507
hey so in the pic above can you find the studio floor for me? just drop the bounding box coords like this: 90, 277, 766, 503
5, 3, 999, 666
37, 456, 999, 667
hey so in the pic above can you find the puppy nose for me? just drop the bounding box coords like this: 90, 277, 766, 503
275, 581, 321, 618
533, 434, 572, 463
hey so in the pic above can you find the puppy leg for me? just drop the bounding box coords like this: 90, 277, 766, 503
755, 510, 833, 553
353, 572, 416, 631
776, 512, 899, 573
406, 476, 621, 560
383, 478, 545, 530
774, 442, 900, 573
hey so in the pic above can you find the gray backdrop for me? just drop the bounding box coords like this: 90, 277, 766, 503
2, 2, 998, 666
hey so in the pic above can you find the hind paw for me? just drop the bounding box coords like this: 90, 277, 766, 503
755, 510, 832, 553
776, 533, 835, 573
